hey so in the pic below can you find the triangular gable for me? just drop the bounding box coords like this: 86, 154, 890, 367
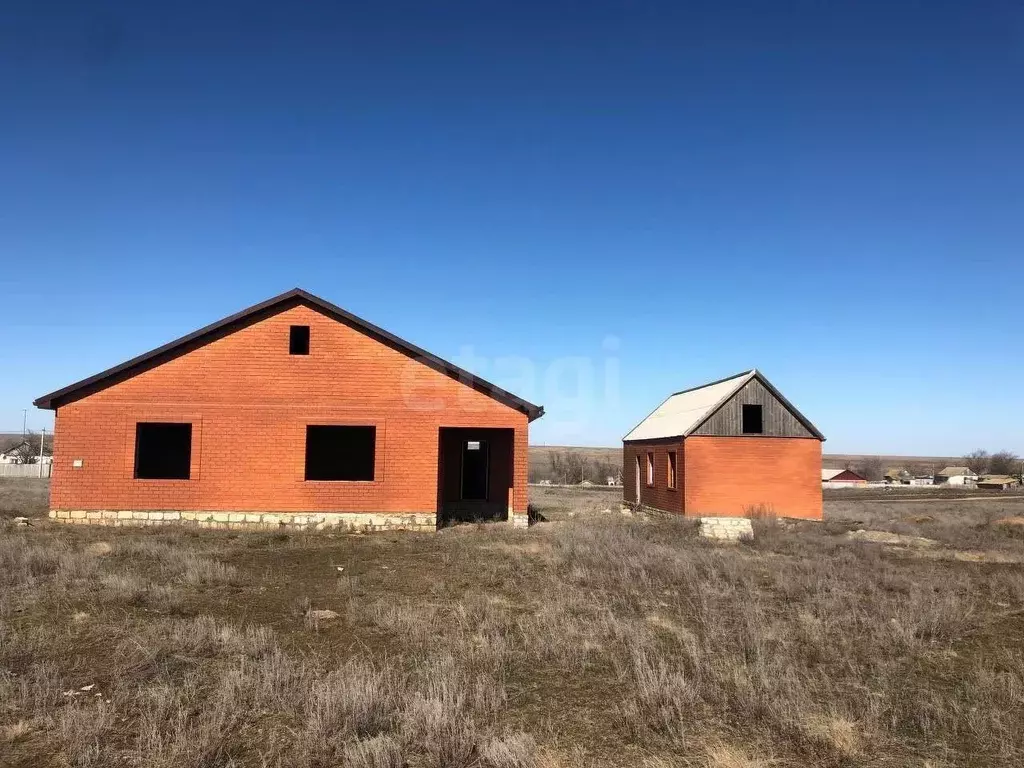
623, 370, 824, 441
34, 289, 544, 421
623, 371, 755, 441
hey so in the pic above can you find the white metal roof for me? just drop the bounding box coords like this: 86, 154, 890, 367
622, 370, 756, 441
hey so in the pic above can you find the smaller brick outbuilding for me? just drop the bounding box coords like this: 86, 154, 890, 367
623, 370, 824, 520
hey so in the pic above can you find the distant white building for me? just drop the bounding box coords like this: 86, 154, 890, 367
934, 467, 978, 486
0, 441, 50, 465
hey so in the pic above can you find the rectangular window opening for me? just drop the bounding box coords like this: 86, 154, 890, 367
135, 422, 192, 480
646, 452, 655, 486
742, 404, 763, 434
305, 425, 375, 481
290, 325, 310, 355
667, 451, 677, 489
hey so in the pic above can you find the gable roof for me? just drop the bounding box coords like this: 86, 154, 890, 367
937, 466, 974, 476
34, 288, 544, 421
0, 440, 26, 456
622, 369, 824, 442
822, 468, 865, 481
0, 438, 25, 453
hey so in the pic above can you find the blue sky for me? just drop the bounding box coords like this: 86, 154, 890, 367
2, 1, 1022, 454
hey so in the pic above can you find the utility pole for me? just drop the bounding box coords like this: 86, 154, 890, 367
22, 409, 27, 441
38, 428, 45, 478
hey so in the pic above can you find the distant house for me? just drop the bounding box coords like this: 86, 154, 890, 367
934, 467, 978, 486
606, 476, 618, 486
977, 476, 1020, 490
822, 468, 867, 485
0, 440, 51, 465
910, 476, 934, 486
884, 469, 912, 485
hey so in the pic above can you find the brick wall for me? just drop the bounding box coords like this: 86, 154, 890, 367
683, 436, 822, 519
622, 439, 684, 514
50, 305, 530, 518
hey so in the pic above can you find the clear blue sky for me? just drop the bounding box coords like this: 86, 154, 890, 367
2, 1, 1021, 454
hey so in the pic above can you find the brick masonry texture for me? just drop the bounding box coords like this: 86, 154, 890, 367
684, 436, 822, 520
624, 436, 821, 520
622, 438, 684, 514
50, 305, 530, 524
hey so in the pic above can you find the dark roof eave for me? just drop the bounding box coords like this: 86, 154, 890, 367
33, 288, 545, 421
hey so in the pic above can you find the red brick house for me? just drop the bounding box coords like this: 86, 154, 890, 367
35, 289, 543, 531
623, 370, 824, 520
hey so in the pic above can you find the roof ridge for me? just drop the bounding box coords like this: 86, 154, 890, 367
667, 369, 754, 398
34, 289, 544, 421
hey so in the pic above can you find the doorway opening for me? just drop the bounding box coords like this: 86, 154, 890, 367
461, 440, 489, 500
437, 428, 513, 526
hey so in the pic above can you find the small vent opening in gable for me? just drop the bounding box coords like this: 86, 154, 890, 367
742, 404, 763, 434
290, 325, 310, 355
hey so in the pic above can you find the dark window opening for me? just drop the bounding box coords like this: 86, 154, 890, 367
135, 423, 192, 479
742, 404, 763, 434
667, 451, 677, 489
290, 325, 310, 355
305, 425, 375, 481
646, 452, 655, 486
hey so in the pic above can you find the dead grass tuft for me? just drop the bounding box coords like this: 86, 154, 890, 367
801, 714, 862, 758
341, 734, 406, 768
170, 616, 275, 657
1, 720, 35, 743
305, 658, 400, 745
480, 732, 541, 768
619, 647, 698, 743
704, 742, 774, 768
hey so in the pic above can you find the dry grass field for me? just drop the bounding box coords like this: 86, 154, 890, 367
2, 479, 1024, 767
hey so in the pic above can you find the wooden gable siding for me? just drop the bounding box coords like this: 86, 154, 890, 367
690, 377, 815, 438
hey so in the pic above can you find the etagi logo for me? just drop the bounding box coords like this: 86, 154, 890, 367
397, 336, 622, 434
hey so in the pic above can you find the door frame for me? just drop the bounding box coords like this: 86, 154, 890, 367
635, 455, 641, 504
